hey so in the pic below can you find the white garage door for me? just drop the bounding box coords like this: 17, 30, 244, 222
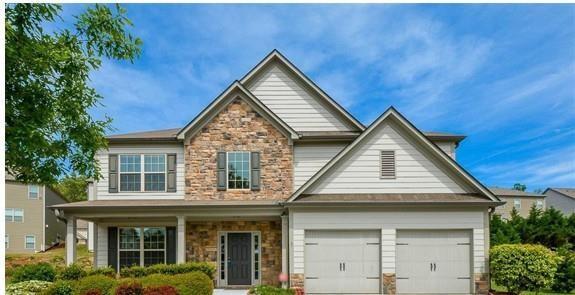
305, 230, 380, 294
396, 230, 472, 294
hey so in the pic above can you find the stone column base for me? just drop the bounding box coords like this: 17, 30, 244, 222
290, 273, 304, 288
475, 273, 489, 294
382, 273, 396, 294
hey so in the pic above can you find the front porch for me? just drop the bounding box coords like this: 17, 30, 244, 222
52, 200, 288, 288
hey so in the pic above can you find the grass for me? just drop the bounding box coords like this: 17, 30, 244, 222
491, 281, 575, 295
5, 244, 93, 283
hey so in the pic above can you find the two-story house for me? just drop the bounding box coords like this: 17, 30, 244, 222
491, 187, 545, 219
543, 188, 575, 215
5, 175, 68, 253
53, 50, 502, 294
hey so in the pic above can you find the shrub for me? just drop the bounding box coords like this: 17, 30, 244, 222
142, 286, 178, 295
11, 263, 57, 283
45, 280, 75, 295
88, 267, 116, 278
76, 275, 117, 295
59, 264, 87, 280
491, 244, 560, 294
120, 266, 148, 278
6, 280, 53, 295
171, 272, 212, 295
115, 282, 143, 295
120, 263, 214, 279
551, 249, 575, 293
84, 290, 102, 295
250, 285, 295, 295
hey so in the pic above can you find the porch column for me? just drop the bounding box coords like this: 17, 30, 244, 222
66, 216, 77, 266
177, 216, 186, 263
281, 214, 289, 288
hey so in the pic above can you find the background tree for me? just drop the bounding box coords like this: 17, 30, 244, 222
512, 183, 527, 191
6, 4, 142, 184
53, 174, 89, 202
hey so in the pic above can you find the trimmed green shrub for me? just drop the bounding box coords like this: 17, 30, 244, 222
45, 280, 75, 295
142, 286, 177, 295
551, 249, 575, 293
491, 244, 560, 294
84, 290, 102, 295
12, 263, 57, 283
120, 263, 214, 279
171, 272, 212, 295
114, 282, 143, 295
76, 275, 118, 295
119, 266, 147, 278
6, 280, 53, 295
59, 264, 87, 280
88, 267, 116, 278
250, 285, 295, 295
139, 274, 189, 295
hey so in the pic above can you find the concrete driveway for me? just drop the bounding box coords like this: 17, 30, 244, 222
213, 289, 249, 295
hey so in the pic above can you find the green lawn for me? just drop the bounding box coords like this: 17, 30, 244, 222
5, 244, 93, 283
491, 281, 575, 295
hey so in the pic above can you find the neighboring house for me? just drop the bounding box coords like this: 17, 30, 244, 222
76, 219, 89, 245
5, 175, 68, 253
544, 188, 575, 215
491, 188, 546, 219
53, 50, 502, 294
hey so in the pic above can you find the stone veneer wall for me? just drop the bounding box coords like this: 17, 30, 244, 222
184, 98, 293, 201
382, 273, 396, 294
186, 220, 282, 286
290, 273, 304, 288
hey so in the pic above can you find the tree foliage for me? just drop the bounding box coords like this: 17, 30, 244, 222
53, 174, 89, 202
5, 4, 142, 184
512, 183, 527, 191
551, 246, 575, 293
491, 244, 560, 294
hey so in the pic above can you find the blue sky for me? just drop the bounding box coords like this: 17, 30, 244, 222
58, 4, 575, 191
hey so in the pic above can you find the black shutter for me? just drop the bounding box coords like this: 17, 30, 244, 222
166, 226, 176, 264
108, 227, 118, 271
251, 152, 261, 191
167, 154, 177, 192
109, 155, 118, 193
217, 152, 227, 191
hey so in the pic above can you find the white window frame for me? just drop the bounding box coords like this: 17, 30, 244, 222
118, 227, 167, 269
514, 199, 521, 209
118, 154, 167, 193
226, 151, 251, 190
5, 234, 9, 249
536, 200, 544, 209
5, 208, 14, 222
28, 185, 39, 199
25, 235, 36, 250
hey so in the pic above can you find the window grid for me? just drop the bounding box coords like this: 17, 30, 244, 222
5, 208, 13, 222
118, 227, 166, 269
119, 154, 167, 192
514, 199, 521, 209
25, 235, 35, 250
28, 185, 39, 199
5, 208, 24, 223
119, 155, 141, 192
227, 152, 250, 189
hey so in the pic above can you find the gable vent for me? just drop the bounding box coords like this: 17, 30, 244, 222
380, 150, 396, 179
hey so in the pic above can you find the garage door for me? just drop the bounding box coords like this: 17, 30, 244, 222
304, 230, 380, 294
396, 230, 472, 294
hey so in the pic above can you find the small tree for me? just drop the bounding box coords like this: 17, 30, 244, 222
491, 244, 560, 294
491, 214, 520, 246
54, 174, 89, 202
513, 183, 527, 192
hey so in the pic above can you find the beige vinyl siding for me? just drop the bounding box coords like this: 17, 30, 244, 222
494, 196, 546, 218
435, 142, 456, 160
95, 144, 185, 200
5, 182, 44, 253
293, 143, 347, 189
306, 122, 469, 194
248, 63, 354, 132
290, 207, 487, 278
544, 190, 575, 215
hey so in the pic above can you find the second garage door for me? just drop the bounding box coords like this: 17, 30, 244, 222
304, 230, 380, 294
396, 230, 472, 294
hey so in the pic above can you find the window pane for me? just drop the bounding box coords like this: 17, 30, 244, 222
28, 185, 39, 199
228, 152, 250, 189
144, 174, 165, 192
120, 251, 140, 268
144, 251, 165, 266
14, 209, 23, 222
5, 209, 13, 222
120, 174, 141, 192
144, 228, 165, 250
120, 155, 141, 173
120, 228, 141, 250
25, 236, 35, 249
144, 155, 165, 172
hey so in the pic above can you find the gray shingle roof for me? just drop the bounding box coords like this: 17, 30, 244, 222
546, 188, 575, 200
489, 187, 545, 198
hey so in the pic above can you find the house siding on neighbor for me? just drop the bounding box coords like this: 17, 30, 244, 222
544, 189, 575, 215
54, 50, 500, 294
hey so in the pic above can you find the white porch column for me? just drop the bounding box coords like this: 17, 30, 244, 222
66, 216, 77, 266
281, 214, 289, 288
177, 216, 186, 264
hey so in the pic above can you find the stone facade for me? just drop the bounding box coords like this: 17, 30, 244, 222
185, 220, 282, 286
382, 273, 396, 294
184, 98, 293, 201
475, 273, 489, 294
290, 273, 304, 288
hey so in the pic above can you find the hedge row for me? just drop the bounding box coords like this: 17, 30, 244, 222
119, 263, 215, 279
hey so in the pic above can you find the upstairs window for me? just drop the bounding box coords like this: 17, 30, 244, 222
514, 199, 521, 209
227, 152, 250, 189
380, 150, 396, 179
5, 208, 23, 222
536, 200, 544, 209
119, 154, 166, 192
28, 185, 39, 199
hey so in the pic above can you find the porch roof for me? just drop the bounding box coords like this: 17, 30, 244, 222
51, 199, 281, 210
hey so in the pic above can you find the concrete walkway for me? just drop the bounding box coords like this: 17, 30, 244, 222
213, 289, 249, 295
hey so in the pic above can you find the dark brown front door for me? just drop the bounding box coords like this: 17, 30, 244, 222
227, 233, 252, 285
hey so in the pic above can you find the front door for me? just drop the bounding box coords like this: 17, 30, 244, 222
227, 233, 252, 285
